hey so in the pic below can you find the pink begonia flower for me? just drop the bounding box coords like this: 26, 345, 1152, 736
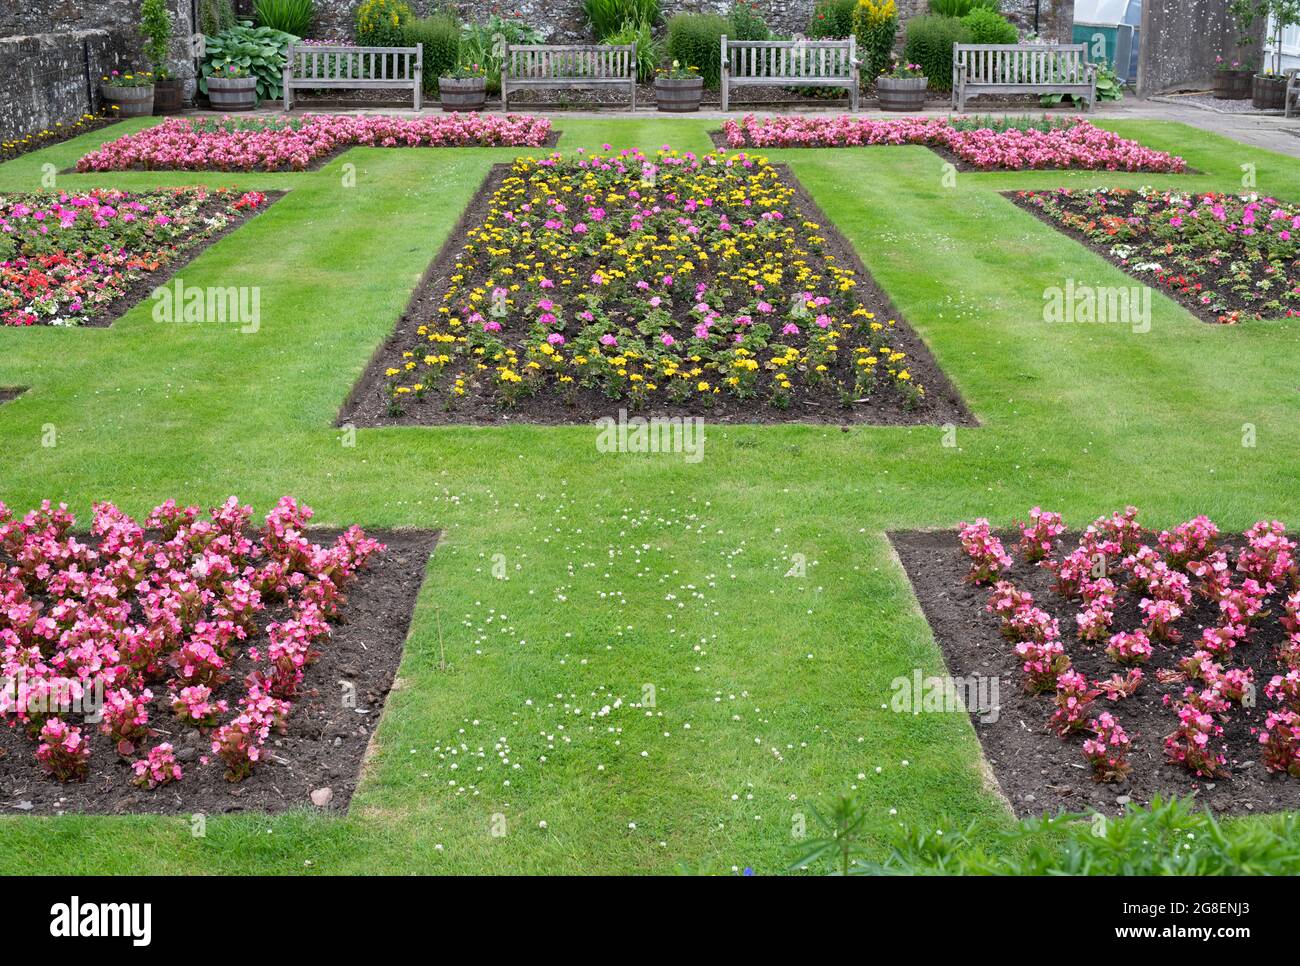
599, 334, 617, 346
547, 333, 565, 345
483, 320, 502, 332
782, 323, 800, 335
661, 333, 675, 346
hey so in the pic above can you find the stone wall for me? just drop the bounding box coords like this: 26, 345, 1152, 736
1137, 0, 1266, 97
0, 0, 194, 141
310, 0, 1074, 45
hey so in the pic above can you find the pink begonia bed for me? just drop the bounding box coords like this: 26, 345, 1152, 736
720, 115, 1187, 173
75, 114, 555, 173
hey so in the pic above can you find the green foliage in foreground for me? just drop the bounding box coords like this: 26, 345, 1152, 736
795, 796, 1300, 875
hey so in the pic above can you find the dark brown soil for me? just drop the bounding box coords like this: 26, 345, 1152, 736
0, 117, 123, 164
338, 162, 974, 428
1006, 190, 1280, 325
890, 529, 1300, 819
74, 191, 286, 330
0, 528, 438, 816
0, 388, 26, 405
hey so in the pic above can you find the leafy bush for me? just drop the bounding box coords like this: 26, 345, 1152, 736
406, 13, 460, 90
584, 0, 660, 39
929, 0, 999, 14
459, 14, 544, 95
140, 0, 174, 76
961, 6, 1017, 44
903, 14, 971, 90
853, 0, 898, 81
198, 0, 236, 36
729, 0, 771, 41
666, 13, 728, 88
794, 795, 1300, 875
603, 19, 661, 83
809, 0, 857, 38
355, 0, 412, 47
200, 22, 297, 101
254, 0, 314, 37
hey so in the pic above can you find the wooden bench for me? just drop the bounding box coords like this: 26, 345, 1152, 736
721, 36, 859, 112
282, 43, 423, 111
501, 44, 636, 111
1286, 69, 1300, 119
952, 43, 1096, 113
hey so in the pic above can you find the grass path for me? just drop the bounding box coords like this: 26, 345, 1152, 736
0, 116, 1297, 873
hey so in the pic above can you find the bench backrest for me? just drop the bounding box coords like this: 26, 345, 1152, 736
285, 44, 422, 82
722, 37, 856, 80
954, 43, 1091, 86
505, 44, 635, 80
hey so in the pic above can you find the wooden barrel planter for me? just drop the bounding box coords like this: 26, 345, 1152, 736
655, 76, 704, 112
101, 85, 154, 118
440, 77, 486, 112
876, 75, 927, 112
1213, 68, 1253, 100
208, 76, 257, 111
153, 78, 184, 114
1252, 74, 1287, 110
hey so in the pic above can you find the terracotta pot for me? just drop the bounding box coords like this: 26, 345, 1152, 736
1252, 74, 1286, 110
877, 75, 927, 112
153, 78, 184, 114
1212, 68, 1253, 100
440, 76, 486, 112
208, 75, 257, 111
655, 76, 703, 112
101, 84, 154, 118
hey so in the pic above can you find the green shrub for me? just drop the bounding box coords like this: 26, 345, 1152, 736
254, 0, 313, 36
405, 13, 460, 90
198, 0, 236, 36
854, 0, 899, 81
809, 0, 857, 38
929, 0, 999, 15
960, 7, 1017, 44
355, 0, 411, 47
459, 13, 543, 95
665, 13, 728, 88
729, 0, 771, 41
140, 0, 174, 75
199, 22, 296, 101
903, 14, 971, 90
584, 0, 660, 39
602, 19, 662, 83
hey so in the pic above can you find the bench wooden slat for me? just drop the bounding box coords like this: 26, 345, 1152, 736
720, 35, 858, 110
282, 43, 422, 111
953, 43, 1095, 112
499, 43, 635, 110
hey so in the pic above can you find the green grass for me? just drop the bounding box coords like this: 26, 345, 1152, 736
1, 116, 1298, 874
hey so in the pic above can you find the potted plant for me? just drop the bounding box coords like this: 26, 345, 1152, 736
1214, 55, 1255, 99
1252, 0, 1300, 108
100, 69, 156, 117
439, 61, 487, 112
207, 62, 258, 110
876, 58, 926, 112
141, 0, 182, 114
654, 61, 704, 113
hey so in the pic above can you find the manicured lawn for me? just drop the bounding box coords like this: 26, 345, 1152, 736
1, 115, 1298, 874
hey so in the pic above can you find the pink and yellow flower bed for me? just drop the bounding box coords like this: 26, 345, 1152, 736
1, 187, 268, 327
75, 113, 555, 173
721, 114, 1186, 173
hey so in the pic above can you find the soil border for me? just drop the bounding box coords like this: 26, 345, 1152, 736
337, 158, 976, 428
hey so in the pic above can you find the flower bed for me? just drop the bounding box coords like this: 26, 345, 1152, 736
1, 115, 122, 164
0, 497, 436, 814
893, 511, 1300, 817
75, 114, 556, 173
1013, 188, 1300, 325
719, 115, 1187, 173
342, 148, 971, 426
1, 187, 275, 328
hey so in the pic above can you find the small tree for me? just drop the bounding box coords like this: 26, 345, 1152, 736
141, 0, 174, 78
1262, 0, 1300, 75
853, 0, 899, 82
